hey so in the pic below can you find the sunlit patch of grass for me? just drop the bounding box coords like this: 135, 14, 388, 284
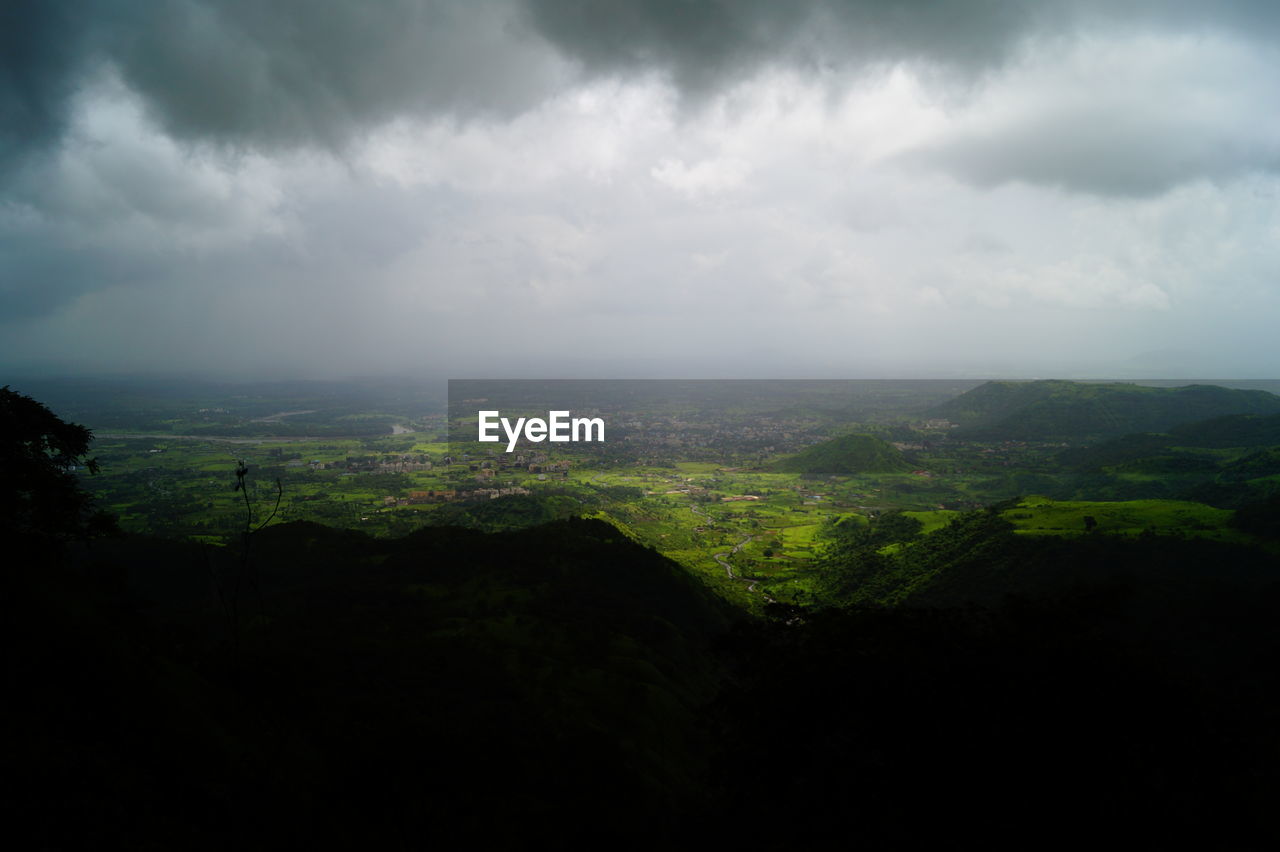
1001, 496, 1239, 540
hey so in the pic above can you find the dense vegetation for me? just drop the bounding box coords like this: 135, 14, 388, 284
775, 433, 911, 474
712, 589, 1280, 848
1042, 410, 1280, 508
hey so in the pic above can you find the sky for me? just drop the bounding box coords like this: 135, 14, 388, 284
2, 0, 1279, 380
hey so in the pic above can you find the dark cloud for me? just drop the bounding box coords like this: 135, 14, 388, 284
109, 0, 568, 148
1, 0, 569, 169
519, 1, 1280, 97
906, 111, 1280, 198
4, 0, 1279, 169
520, 0, 1039, 93
0, 0, 99, 171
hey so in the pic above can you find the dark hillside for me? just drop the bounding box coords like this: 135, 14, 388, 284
1060, 412, 1280, 472
1048, 411, 1280, 506
818, 504, 1279, 616
931, 380, 1280, 440
1170, 411, 1280, 447
710, 589, 1280, 849
9, 518, 739, 850
740, 506, 1280, 847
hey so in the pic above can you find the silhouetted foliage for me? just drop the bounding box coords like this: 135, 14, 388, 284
706, 588, 1280, 849
1234, 494, 1280, 539
0, 385, 116, 541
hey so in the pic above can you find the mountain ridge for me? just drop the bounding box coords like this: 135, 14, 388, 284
931, 380, 1280, 440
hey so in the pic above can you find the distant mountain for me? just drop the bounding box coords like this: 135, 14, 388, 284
930, 380, 1280, 440
775, 433, 911, 474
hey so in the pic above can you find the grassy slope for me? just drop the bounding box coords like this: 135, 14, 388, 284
1001, 496, 1240, 541
824, 494, 1274, 609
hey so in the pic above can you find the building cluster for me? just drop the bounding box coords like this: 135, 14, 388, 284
377, 456, 433, 473
473, 486, 532, 500
386, 485, 534, 507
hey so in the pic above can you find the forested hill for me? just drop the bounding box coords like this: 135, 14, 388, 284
13, 518, 740, 849
931, 379, 1280, 440
1169, 411, 1280, 447
774, 433, 911, 473
1059, 412, 1280, 469
711, 501, 1280, 848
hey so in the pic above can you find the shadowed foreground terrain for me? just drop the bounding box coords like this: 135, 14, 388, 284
10, 518, 739, 848
9, 514, 1280, 849
6, 386, 1280, 848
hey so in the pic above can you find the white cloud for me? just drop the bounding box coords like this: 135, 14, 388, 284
650, 156, 752, 199
902, 32, 1280, 196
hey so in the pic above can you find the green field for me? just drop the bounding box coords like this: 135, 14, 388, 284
1000, 497, 1239, 540
903, 509, 959, 534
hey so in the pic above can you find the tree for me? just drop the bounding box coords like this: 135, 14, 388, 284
206, 459, 283, 654
0, 386, 116, 541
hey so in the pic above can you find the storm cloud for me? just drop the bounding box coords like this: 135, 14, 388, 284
2, 0, 571, 166
6, 1, 1276, 160
3, 1, 1280, 378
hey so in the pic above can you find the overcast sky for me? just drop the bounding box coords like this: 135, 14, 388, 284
3, 0, 1279, 380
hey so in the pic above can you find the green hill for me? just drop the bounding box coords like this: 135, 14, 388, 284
1169, 412, 1280, 448
775, 433, 911, 474
819, 499, 1274, 610
1058, 413, 1280, 472
1221, 447, 1280, 480
17, 517, 740, 849
931, 380, 1280, 441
